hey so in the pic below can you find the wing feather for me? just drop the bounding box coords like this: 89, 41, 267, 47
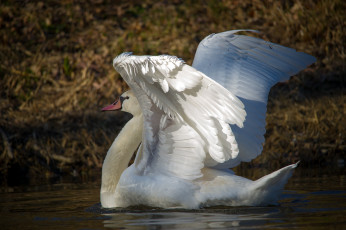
113, 53, 246, 179
192, 30, 316, 168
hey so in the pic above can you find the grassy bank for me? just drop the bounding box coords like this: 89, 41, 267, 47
0, 0, 345, 185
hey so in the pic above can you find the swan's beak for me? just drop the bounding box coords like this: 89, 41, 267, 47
101, 99, 122, 111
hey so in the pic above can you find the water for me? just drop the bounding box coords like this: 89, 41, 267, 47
1, 167, 345, 229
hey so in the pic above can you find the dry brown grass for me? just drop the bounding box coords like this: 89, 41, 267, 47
0, 0, 345, 185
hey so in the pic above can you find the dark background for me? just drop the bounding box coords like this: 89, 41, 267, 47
0, 0, 344, 186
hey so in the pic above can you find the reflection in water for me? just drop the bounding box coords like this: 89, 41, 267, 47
0, 167, 345, 229
104, 211, 243, 229
102, 209, 274, 229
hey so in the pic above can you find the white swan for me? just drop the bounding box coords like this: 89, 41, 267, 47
100, 30, 316, 209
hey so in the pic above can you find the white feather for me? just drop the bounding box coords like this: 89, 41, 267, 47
193, 30, 316, 168
113, 53, 245, 166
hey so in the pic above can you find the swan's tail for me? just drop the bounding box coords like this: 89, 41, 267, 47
250, 162, 299, 205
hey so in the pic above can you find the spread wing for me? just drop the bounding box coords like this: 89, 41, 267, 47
192, 30, 316, 168
113, 53, 246, 180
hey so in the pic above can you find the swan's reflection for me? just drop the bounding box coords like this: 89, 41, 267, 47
102, 206, 280, 229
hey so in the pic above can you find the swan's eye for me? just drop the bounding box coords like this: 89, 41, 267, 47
120, 96, 129, 103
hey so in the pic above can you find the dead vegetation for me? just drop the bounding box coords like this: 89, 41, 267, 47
0, 0, 345, 185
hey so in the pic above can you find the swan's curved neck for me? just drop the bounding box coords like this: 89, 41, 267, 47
101, 114, 143, 195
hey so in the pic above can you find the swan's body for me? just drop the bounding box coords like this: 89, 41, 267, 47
100, 30, 316, 209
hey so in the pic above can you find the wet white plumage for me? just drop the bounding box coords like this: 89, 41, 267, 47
100, 30, 316, 209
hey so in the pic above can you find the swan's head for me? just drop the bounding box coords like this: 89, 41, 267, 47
102, 90, 141, 116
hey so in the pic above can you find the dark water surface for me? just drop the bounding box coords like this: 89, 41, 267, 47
1, 167, 345, 229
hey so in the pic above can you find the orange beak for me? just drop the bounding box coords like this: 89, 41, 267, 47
101, 98, 122, 111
